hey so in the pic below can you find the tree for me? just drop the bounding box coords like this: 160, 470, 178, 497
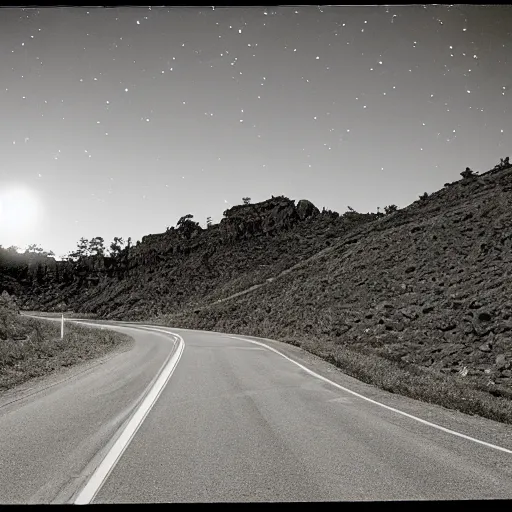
460, 167, 477, 179
67, 237, 89, 260
6, 246, 20, 254
24, 244, 55, 258
242, 197, 251, 205
206, 216, 212, 228
36, 262, 45, 284
347, 206, 356, 213
176, 214, 199, 239
125, 237, 132, 270
25, 244, 40, 253
87, 237, 105, 257
375, 206, 385, 218
77, 238, 89, 257
124, 237, 132, 259
384, 204, 398, 215
66, 250, 79, 262
109, 237, 125, 258
419, 192, 429, 201
177, 214, 194, 227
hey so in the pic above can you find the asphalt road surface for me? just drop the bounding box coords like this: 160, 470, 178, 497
1, 319, 512, 503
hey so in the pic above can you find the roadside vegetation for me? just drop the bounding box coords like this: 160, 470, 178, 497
303, 339, 512, 425
22, 310, 99, 320
0, 292, 131, 392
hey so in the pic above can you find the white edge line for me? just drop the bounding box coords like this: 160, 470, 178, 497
230, 336, 512, 456
23, 317, 512, 456
73, 325, 185, 505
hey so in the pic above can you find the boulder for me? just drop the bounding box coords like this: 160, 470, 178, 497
495, 354, 509, 370
296, 199, 320, 220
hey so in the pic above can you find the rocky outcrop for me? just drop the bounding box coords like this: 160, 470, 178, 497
296, 199, 320, 220
218, 196, 318, 242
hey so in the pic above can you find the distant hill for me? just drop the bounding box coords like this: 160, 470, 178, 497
2, 196, 380, 318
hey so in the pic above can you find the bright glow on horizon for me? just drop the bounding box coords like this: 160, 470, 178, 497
0, 184, 42, 245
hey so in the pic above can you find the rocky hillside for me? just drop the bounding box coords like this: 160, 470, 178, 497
3, 196, 381, 318
157, 161, 512, 401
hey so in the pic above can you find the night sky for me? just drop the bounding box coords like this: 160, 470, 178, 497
0, 5, 510, 258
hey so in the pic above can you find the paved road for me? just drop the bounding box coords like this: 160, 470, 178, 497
2, 320, 512, 502
0, 321, 178, 504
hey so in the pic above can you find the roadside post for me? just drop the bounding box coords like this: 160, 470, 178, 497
61, 313, 64, 339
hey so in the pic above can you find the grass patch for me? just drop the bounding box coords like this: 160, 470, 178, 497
300, 339, 512, 425
0, 309, 131, 392
22, 310, 99, 319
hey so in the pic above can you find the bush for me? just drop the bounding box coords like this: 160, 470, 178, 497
0, 291, 19, 313
461, 167, 477, 179
384, 204, 398, 215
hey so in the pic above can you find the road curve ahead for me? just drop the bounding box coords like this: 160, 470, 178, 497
3, 320, 512, 502
0, 320, 180, 504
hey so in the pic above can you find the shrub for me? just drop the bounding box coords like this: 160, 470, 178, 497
461, 167, 478, 179
384, 204, 398, 215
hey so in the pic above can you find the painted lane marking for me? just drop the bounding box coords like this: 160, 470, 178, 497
27, 319, 512, 457
230, 336, 512, 456
74, 325, 185, 505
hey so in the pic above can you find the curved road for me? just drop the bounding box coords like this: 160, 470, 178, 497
1, 319, 512, 503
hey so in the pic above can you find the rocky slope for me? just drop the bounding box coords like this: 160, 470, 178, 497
156, 162, 512, 397
4, 196, 380, 319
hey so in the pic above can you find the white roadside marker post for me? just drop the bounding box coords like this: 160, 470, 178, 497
61, 313, 64, 339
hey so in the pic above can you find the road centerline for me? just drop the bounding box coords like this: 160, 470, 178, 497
73, 326, 185, 505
